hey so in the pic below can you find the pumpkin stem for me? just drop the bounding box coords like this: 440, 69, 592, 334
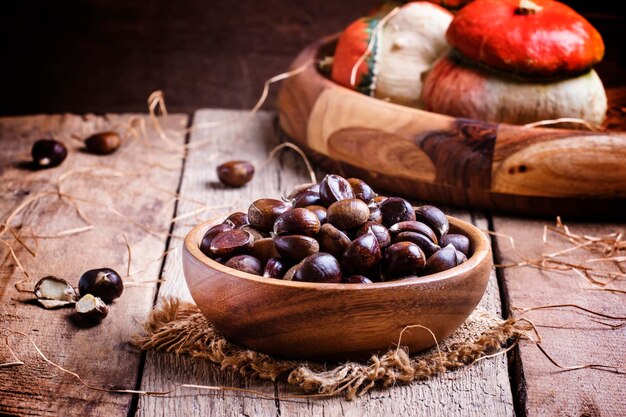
515, 0, 543, 15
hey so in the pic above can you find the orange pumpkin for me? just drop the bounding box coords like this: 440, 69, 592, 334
446, 0, 604, 77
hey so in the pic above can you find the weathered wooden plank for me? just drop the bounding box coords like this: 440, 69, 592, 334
0, 113, 187, 416
138, 109, 514, 417
492, 217, 626, 417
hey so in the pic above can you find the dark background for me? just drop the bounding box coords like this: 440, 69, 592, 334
1, 1, 623, 116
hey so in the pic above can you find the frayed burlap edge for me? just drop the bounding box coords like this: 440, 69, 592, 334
133, 298, 531, 400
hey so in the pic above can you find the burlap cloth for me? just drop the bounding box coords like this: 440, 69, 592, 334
134, 298, 530, 400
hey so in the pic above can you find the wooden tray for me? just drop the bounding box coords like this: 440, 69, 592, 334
277, 35, 626, 218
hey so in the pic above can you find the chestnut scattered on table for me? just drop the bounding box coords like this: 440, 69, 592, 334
31, 138, 67, 168
199, 174, 470, 283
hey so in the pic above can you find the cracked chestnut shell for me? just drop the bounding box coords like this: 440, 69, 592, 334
440, 233, 470, 256
327, 199, 370, 230
414, 205, 449, 240
319, 174, 355, 206
84, 131, 121, 155
31, 139, 67, 168
200, 223, 234, 257
78, 268, 123, 304
424, 244, 458, 275
209, 229, 254, 258
293, 252, 342, 283
273, 235, 320, 261
348, 178, 376, 203
341, 233, 381, 276
381, 242, 425, 280
317, 223, 351, 258
225, 255, 263, 275
217, 160, 255, 187
273, 208, 321, 236
380, 197, 416, 227
248, 199, 291, 231
75, 294, 109, 322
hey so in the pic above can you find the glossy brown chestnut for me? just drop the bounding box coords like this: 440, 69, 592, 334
304, 205, 327, 224
263, 257, 288, 279
293, 191, 321, 208
424, 244, 458, 275
31, 139, 67, 168
248, 199, 291, 231
273, 208, 321, 236
372, 195, 388, 205
286, 183, 319, 200
225, 255, 263, 275
440, 233, 470, 256
342, 275, 373, 284
368, 206, 383, 224
241, 226, 264, 242
388, 221, 438, 244
293, 252, 342, 283
319, 174, 355, 206
317, 223, 351, 258
200, 223, 234, 257
224, 212, 249, 228
78, 268, 123, 304
414, 205, 449, 240
341, 233, 381, 276
380, 197, 416, 227
327, 199, 370, 230
394, 231, 440, 259
84, 131, 121, 155
273, 235, 320, 261
217, 160, 255, 187
250, 237, 280, 264
348, 178, 376, 203
381, 242, 426, 280
209, 229, 254, 258
355, 222, 391, 249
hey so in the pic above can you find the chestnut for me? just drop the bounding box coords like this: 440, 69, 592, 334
273, 235, 319, 261
225, 255, 263, 275
286, 183, 319, 200
354, 222, 391, 249
381, 242, 425, 280
368, 206, 383, 224
456, 250, 468, 264
327, 199, 370, 230
200, 223, 233, 257
343, 275, 373, 284
440, 233, 470, 256
293, 253, 342, 283
241, 226, 264, 242
348, 178, 376, 203
341, 233, 381, 276
304, 205, 327, 224
293, 191, 321, 208
373, 195, 388, 205
394, 231, 440, 258
388, 221, 437, 244
84, 131, 121, 155
273, 208, 321, 236
319, 174, 355, 206
209, 229, 254, 258
217, 160, 255, 187
250, 237, 280, 264
248, 199, 291, 231
31, 139, 67, 168
78, 268, 123, 304
414, 205, 449, 240
379, 197, 416, 227
224, 212, 249, 228
75, 294, 109, 322
263, 257, 288, 279
317, 223, 351, 258
424, 244, 458, 275
34, 276, 78, 308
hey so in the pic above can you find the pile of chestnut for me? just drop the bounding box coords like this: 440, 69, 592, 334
199, 175, 470, 284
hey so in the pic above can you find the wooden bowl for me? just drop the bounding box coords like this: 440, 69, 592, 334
277, 35, 626, 219
183, 215, 492, 361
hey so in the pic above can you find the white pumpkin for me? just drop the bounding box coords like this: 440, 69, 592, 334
422, 55, 607, 125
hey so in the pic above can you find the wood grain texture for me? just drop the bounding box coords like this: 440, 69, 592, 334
0, 113, 187, 416
277, 38, 626, 218
492, 217, 626, 417
138, 109, 514, 416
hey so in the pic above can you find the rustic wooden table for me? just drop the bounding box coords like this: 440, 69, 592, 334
0, 110, 624, 417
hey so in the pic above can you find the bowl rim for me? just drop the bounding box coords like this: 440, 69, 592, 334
184, 214, 492, 291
